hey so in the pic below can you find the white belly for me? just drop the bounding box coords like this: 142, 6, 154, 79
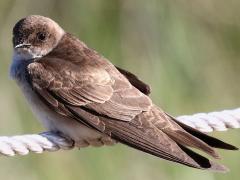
17, 79, 114, 147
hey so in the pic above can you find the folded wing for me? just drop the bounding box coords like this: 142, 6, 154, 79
26, 45, 237, 172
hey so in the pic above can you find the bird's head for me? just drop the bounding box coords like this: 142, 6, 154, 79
12, 15, 65, 61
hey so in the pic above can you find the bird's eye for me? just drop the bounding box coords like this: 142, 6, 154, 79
37, 32, 47, 41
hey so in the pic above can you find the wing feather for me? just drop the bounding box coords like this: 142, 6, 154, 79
25, 33, 237, 172
27, 56, 152, 121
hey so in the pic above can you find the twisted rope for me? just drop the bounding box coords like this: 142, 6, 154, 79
1, 108, 240, 157
177, 108, 240, 132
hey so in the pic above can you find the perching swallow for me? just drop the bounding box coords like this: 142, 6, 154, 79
10, 15, 238, 172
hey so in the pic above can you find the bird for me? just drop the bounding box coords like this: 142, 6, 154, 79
10, 15, 238, 172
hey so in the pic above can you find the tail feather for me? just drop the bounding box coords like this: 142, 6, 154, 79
165, 129, 220, 159
178, 144, 229, 172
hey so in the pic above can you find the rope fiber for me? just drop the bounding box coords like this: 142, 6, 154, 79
1, 108, 240, 157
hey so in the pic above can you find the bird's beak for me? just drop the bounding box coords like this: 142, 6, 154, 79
14, 43, 31, 49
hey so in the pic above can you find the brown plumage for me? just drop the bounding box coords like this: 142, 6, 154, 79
11, 15, 238, 172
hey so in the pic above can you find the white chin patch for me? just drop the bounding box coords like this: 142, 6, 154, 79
13, 48, 43, 61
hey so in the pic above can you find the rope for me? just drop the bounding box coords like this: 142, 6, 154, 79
0, 132, 74, 156
0, 108, 240, 157
177, 108, 240, 132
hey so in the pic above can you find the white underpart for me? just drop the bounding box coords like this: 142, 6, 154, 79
13, 49, 42, 62
0, 108, 239, 156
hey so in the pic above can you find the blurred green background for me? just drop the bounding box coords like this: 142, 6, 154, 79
0, 0, 240, 180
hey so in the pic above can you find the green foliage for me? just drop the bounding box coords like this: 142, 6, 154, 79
0, 0, 239, 179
